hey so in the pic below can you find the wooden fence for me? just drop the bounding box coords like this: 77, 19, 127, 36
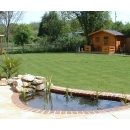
2, 44, 44, 54
84, 45, 91, 52
102, 46, 115, 54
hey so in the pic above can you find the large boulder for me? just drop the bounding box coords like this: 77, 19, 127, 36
23, 88, 35, 93
11, 79, 23, 92
32, 79, 43, 85
16, 79, 23, 86
7, 78, 15, 85
22, 81, 31, 87
22, 74, 35, 82
36, 84, 45, 91
8, 78, 23, 86
12, 81, 23, 92
15, 86, 24, 93
0, 78, 7, 86
29, 85, 36, 89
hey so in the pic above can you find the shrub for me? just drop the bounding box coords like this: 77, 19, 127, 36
0, 52, 21, 79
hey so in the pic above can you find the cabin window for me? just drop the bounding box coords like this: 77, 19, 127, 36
104, 36, 108, 45
95, 37, 100, 42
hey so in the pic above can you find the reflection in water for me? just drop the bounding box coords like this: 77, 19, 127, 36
20, 91, 122, 111
43, 92, 53, 110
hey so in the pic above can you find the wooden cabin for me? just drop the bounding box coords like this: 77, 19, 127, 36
84, 30, 126, 54
0, 35, 4, 54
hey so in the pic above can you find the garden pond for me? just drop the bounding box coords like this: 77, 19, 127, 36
20, 91, 124, 111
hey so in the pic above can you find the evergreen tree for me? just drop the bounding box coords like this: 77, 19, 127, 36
38, 11, 63, 42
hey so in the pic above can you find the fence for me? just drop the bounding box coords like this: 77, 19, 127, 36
2, 44, 45, 54
84, 45, 91, 52
102, 46, 115, 54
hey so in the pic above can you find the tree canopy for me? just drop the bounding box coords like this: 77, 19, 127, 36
72, 11, 112, 43
13, 24, 33, 46
38, 11, 63, 42
0, 11, 24, 46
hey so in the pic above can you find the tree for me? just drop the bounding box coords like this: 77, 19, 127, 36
70, 33, 86, 52
73, 11, 112, 43
123, 23, 130, 37
58, 11, 82, 34
112, 21, 124, 32
57, 34, 71, 52
0, 24, 4, 34
70, 18, 82, 32
0, 11, 24, 46
13, 24, 33, 52
28, 22, 40, 43
38, 11, 63, 42
29, 22, 39, 36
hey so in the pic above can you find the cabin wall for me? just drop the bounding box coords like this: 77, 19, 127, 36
91, 32, 115, 51
125, 38, 130, 52
90, 31, 126, 53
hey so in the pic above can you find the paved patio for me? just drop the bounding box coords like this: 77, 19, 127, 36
1, 85, 130, 119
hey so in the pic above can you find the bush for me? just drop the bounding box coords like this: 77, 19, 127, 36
0, 52, 21, 79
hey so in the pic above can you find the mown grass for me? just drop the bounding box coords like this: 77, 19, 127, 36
2, 53, 130, 94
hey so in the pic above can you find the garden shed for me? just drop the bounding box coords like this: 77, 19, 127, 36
0, 35, 4, 54
84, 29, 126, 53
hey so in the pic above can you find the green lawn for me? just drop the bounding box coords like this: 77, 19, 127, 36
3, 53, 130, 94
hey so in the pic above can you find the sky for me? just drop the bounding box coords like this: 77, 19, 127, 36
110, 11, 130, 24
1, 0, 130, 24
18, 11, 130, 24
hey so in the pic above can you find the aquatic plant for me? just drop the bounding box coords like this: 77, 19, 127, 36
20, 87, 27, 104
121, 87, 128, 104
64, 86, 73, 103
95, 86, 101, 100
44, 76, 52, 93
43, 76, 53, 109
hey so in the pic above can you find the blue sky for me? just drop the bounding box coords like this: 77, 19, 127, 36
18, 11, 130, 24
19, 11, 45, 24
110, 11, 130, 23
2, 0, 130, 24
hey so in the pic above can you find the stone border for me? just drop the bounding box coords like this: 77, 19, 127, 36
11, 86, 130, 115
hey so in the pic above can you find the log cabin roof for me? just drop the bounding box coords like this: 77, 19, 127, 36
88, 29, 124, 36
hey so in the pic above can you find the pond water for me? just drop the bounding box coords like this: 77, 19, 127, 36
20, 91, 123, 111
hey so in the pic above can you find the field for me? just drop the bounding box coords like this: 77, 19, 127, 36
2, 53, 130, 94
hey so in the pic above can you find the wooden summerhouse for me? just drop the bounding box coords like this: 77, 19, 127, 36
84, 30, 126, 53
0, 35, 4, 54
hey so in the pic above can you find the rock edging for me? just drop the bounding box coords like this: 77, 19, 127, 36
0, 74, 53, 93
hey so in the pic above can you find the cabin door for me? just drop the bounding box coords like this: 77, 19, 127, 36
116, 41, 120, 52
104, 36, 108, 45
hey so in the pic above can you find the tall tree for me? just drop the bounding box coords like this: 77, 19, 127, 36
122, 23, 130, 37
38, 11, 63, 42
29, 22, 39, 42
58, 11, 82, 33
73, 11, 111, 43
0, 11, 24, 46
13, 24, 33, 52
112, 21, 124, 32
